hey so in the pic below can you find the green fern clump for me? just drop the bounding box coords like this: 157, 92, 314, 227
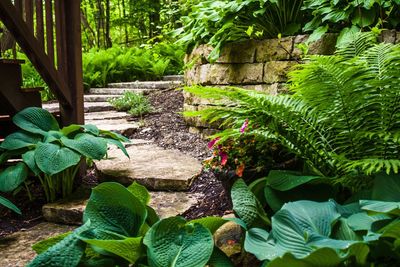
109, 91, 152, 118
184, 32, 400, 190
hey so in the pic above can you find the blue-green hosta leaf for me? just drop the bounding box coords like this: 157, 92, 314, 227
245, 228, 279, 261
103, 137, 130, 158
13, 107, 59, 136
143, 217, 214, 267
207, 247, 234, 267
60, 124, 83, 136
99, 129, 129, 142
79, 235, 144, 264
0, 131, 41, 150
35, 142, 81, 175
61, 133, 107, 160
0, 162, 28, 192
360, 200, 400, 215
28, 221, 90, 267
83, 182, 147, 237
347, 212, 391, 231
43, 130, 65, 143
22, 150, 41, 176
83, 124, 100, 136
189, 217, 227, 234
266, 170, 323, 191
371, 173, 400, 201
146, 206, 160, 226
32, 232, 72, 254
231, 179, 270, 228
127, 182, 150, 205
380, 219, 400, 246
0, 195, 21, 214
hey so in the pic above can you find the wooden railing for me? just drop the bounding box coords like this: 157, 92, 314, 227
0, 0, 84, 125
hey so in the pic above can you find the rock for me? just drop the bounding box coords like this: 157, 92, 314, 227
84, 94, 120, 102
95, 144, 203, 191
293, 33, 338, 57
217, 41, 257, 63
89, 87, 156, 95
0, 223, 75, 267
264, 61, 298, 83
108, 81, 183, 90
185, 44, 214, 65
162, 75, 184, 82
379, 30, 397, 44
255, 36, 294, 62
85, 119, 140, 136
149, 191, 203, 218
43, 101, 114, 113
396, 32, 400, 44
84, 111, 130, 121
214, 219, 242, 257
242, 83, 288, 95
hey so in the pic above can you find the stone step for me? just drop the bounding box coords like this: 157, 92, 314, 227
96, 141, 202, 191
84, 94, 120, 102
84, 111, 130, 121
43, 102, 114, 113
0, 222, 75, 267
89, 87, 156, 95
42, 189, 203, 225
107, 80, 183, 89
162, 75, 184, 82
85, 118, 140, 136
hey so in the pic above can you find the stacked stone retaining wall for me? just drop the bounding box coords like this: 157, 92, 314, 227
184, 30, 400, 136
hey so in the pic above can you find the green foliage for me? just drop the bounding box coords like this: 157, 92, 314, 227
0, 107, 129, 205
29, 182, 231, 266
231, 175, 400, 266
184, 35, 400, 189
82, 42, 184, 90
109, 91, 152, 118
175, 0, 304, 61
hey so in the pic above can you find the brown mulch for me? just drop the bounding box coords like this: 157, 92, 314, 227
0, 89, 231, 237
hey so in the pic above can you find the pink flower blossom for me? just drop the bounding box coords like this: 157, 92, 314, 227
220, 151, 228, 166
240, 119, 249, 133
208, 137, 220, 149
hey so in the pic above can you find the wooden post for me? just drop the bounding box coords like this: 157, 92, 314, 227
58, 0, 84, 125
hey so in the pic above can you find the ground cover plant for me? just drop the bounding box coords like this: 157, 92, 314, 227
109, 91, 152, 118
28, 182, 231, 267
0, 107, 129, 210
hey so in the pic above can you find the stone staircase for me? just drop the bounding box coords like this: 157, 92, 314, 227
0, 75, 211, 266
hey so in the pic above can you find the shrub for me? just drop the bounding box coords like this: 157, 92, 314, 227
0, 107, 129, 205
109, 91, 152, 118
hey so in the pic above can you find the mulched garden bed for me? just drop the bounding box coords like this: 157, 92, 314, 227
0, 89, 232, 237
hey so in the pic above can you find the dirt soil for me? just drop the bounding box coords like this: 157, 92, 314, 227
0, 89, 231, 237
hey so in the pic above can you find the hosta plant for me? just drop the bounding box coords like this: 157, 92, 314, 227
231, 175, 400, 266
28, 182, 231, 267
0, 107, 129, 203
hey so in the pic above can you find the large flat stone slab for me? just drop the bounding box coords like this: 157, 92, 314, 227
43, 101, 114, 113
89, 87, 156, 95
108, 80, 182, 89
85, 119, 140, 136
96, 144, 202, 190
42, 190, 203, 225
84, 94, 120, 102
84, 111, 130, 121
0, 223, 74, 267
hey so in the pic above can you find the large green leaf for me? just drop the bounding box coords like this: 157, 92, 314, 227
83, 182, 147, 237
266, 170, 323, 191
28, 222, 90, 267
189, 216, 227, 234
360, 200, 400, 216
34, 142, 81, 175
347, 212, 391, 231
0, 195, 21, 214
32, 232, 72, 254
61, 133, 107, 160
371, 173, 400, 201
22, 150, 41, 176
127, 182, 150, 205
103, 137, 130, 158
0, 131, 41, 150
143, 216, 214, 267
79, 234, 144, 264
0, 162, 28, 192
207, 247, 234, 267
13, 107, 59, 136
231, 179, 270, 227
60, 124, 83, 136
99, 129, 130, 142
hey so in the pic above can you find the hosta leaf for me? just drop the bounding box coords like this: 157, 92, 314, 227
22, 150, 41, 176
80, 235, 144, 263
83, 182, 147, 237
32, 232, 72, 254
99, 129, 129, 142
231, 179, 270, 228
371, 173, 400, 201
266, 170, 323, 191
207, 247, 234, 267
245, 228, 277, 261
13, 107, 59, 135
347, 212, 391, 231
0, 131, 41, 150
189, 217, 227, 234
83, 124, 100, 136
35, 142, 81, 175
28, 221, 90, 267
143, 217, 214, 267
61, 133, 107, 160
103, 137, 130, 158
146, 206, 160, 226
0, 195, 21, 214
380, 219, 400, 240
0, 162, 28, 192
127, 182, 150, 205
360, 200, 400, 215
60, 124, 83, 136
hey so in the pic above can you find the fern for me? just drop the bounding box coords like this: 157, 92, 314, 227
184, 36, 400, 188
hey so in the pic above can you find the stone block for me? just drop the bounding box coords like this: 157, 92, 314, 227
293, 33, 338, 58
242, 83, 288, 95
185, 67, 199, 86
379, 30, 397, 44
264, 61, 298, 83
396, 32, 400, 44
217, 40, 257, 63
255, 36, 293, 62
185, 44, 214, 65
199, 63, 264, 85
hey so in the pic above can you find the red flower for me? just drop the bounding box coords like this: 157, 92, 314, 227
236, 163, 245, 177
240, 119, 249, 133
219, 151, 228, 166
208, 137, 220, 149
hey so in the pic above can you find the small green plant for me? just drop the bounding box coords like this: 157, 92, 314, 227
0, 107, 130, 204
28, 182, 231, 266
109, 91, 152, 118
